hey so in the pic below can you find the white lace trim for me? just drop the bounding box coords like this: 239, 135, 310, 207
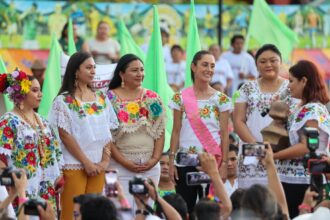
120, 151, 153, 164
0, 148, 12, 156
62, 164, 84, 170
48, 97, 73, 135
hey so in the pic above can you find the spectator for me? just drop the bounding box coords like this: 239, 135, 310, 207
193, 199, 220, 220
158, 152, 175, 197
30, 59, 46, 89
224, 144, 238, 196
88, 21, 120, 64
59, 22, 89, 54
165, 45, 186, 91
80, 195, 118, 220
156, 194, 188, 220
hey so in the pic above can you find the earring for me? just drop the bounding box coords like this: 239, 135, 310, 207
19, 103, 24, 110
121, 80, 125, 88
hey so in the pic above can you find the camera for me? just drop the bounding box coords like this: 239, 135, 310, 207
129, 176, 148, 195
186, 172, 211, 186
242, 143, 266, 157
0, 167, 22, 186
23, 198, 47, 216
105, 170, 118, 197
308, 159, 330, 175
176, 152, 200, 166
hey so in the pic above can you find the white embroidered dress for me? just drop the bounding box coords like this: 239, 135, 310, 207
277, 102, 330, 184
49, 91, 118, 170
235, 79, 292, 188
169, 91, 232, 163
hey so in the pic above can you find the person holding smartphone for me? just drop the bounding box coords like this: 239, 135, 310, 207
169, 50, 232, 213
274, 60, 330, 218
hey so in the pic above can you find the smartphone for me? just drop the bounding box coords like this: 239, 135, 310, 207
186, 172, 210, 186
105, 170, 118, 197
308, 159, 330, 175
242, 143, 266, 157
176, 152, 200, 166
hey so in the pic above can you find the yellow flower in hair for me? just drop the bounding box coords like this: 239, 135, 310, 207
21, 79, 31, 94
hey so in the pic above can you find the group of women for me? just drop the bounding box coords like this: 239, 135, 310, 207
0, 43, 329, 219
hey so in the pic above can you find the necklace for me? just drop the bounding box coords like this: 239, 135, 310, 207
16, 109, 46, 165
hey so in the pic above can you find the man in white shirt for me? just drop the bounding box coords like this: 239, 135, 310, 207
221, 35, 258, 95
209, 44, 233, 94
225, 145, 238, 196
166, 45, 186, 91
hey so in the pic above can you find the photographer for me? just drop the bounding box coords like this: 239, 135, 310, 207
132, 179, 181, 220
0, 169, 27, 220
274, 60, 330, 218
199, 153, 232, 219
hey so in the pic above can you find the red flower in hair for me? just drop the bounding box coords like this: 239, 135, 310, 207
17, 71, 27, 81
0, 74, 8, 93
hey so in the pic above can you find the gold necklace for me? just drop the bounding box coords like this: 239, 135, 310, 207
16, 109, 46, 165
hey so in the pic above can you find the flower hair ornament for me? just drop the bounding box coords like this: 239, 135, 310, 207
0, 69, 32, 106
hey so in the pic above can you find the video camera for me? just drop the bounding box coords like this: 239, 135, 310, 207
23, 198, 47, 216
0, 167, 22, 186
129, 176, 149, 195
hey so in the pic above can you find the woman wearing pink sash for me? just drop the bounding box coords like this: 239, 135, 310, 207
168, 50, 232, 213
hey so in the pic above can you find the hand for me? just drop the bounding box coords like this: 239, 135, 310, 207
144, 179, 158, 201
302, 187, 319, 208
54, 175, 65, 193
38, 202, 56, 220
83, 160, 101, 177
219, 163, 228, 182
96, 160, 109, 171
261, 143, 275, 169
199, 153, 219, 178
238, 72, 245, 79
139, 158, 158, 172
12, 169, 28, 196
123, 160, 146, 173
169, 161, 178, 184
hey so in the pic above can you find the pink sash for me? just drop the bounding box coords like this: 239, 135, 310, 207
182, 87, 222, 159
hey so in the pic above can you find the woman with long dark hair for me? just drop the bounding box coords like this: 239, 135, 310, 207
107, 54, 165, 213
274, 60, 330, 218
49, 51, 118, 219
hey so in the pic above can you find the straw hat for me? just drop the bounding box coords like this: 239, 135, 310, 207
31, 59, 46, 70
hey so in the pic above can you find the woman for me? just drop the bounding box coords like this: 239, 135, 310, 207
0, 70, 63, 212
59, 22, 89, 54
107, 54, 165, 212
274, 60, 330, 218
49, 51, 118, 220
168, 50, 232, 213
233, 44, 293, 188
88, 21, 120, 64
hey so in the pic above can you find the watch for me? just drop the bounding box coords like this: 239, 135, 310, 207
135, 209, 149, 216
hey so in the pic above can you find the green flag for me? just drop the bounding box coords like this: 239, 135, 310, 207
143, 5, 174, 151
68, 18, 77, 56
248, 0, 298, 61
38, 33, 62, 117
118, 20, 146, 61
184, 0, 201, 87
0, 57, 14, 111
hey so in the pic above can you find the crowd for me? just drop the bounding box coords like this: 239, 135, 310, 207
0, 20, 330, 220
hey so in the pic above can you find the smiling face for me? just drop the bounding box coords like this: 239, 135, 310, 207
22, 79, 42, 109
256, 50, 281, 80
120, 59, 144, 89
191, 54, 215, 83
288, 73, 306, 99
160, 155, 170, 181
76, 57, 96, 85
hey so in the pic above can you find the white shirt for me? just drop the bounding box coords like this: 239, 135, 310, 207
221, 51, 258, 91
225, 179, 238, 197
0, 186, 16, 219
211, 57, 234, 88
88, 38, 120, 64
166, 60, 186, 86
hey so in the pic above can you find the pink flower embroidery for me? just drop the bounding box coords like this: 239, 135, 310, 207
145, 90, 157, 98
117, 110, 129, 123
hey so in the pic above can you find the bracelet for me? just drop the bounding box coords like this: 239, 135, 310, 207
298, 204, 312, 213
135, 209, 149, 216
18, 197, 28, 204
207, 194, 221, 203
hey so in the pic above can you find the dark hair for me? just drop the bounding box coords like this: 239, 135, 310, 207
255, 44, 282, 63
108, 54, 143, 90
80, 196, 117, 220
191, 50, 212, 82
289, 60, 329, 104
230, 188, 246, 211
57, 51, 92, 96
73, 193, 99, 205
171, 44, 184, 53
229, 144, 238, 155
241, 184, 278, 219
97, 20, 109, 29
60, 22, 69, 40
230, 35, 244, 45
156, 194, 188, 220
193, 198, 220, 220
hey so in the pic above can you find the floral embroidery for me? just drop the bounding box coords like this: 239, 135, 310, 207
187, 146, 198, 154
150, 103, 162, 117
171, 92, 181, 106
64, 91, 107, 118
146, 90, 158, 98
127, 102, 140, 115
213, 106, 220, 120
117, 110, 129, 123
200, 105, 211, 118
295, 106, 312, 123
219, 93, 230, 105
